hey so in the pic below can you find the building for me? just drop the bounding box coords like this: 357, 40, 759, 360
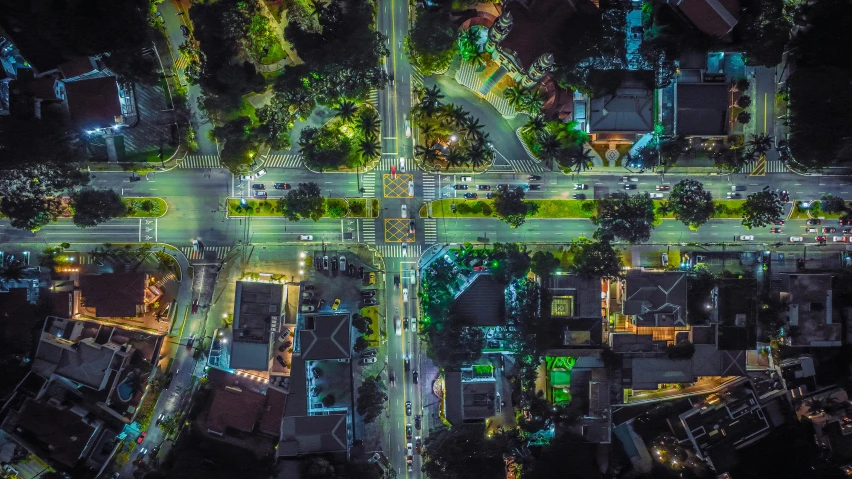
667, 0, 741, 38
444, 369, 497, 425
451, 273, 506, 327
278, 414, 348, 456
79, 272, 158, 319
299, 314, 351, 361
229, 281, 284, 371
588, 70, 655, 143
56, 76, 124, 132
675, 82, 730, 137
544, 273, 603, 319
623, 271, 688, 327
779, 274, 841, 347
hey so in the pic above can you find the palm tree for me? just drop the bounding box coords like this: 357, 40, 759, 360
359, 135, 381, 162
520, 88, 544, 114
357, 109, 381, 136
308, 0, 325, 17
415, 144, 442, 168
463, 116, 485, 140
523, 115, 546, 135
466, 143, 491, 171
504, 86, 524, 109
419, 85, 444, 115
561, 146, 593, 174
336, 100, 358, 124
538, 131, 560, 158
0, 262, 27, 282
449, 105, 470, 128
444, 145, 466, 170
747, 134, 773, 154
439, 103, 456, 126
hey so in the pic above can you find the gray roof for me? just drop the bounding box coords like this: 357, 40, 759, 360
230, 281, 282, 371
589, 71, 654, 133
676, 83, 729, 136
624, 271, 688, 326
546, 274, 602, 318
450, 274, 506, 327
444, 371, 496, 424
80, 273, 146, 318
299, 314, 351, 360
629, 357, 693, 390
691, 344, 746, 377
278, 414, 348, 456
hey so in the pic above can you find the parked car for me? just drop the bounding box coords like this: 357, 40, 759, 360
136, 432, 147, 444
661, 253, 668, 267
301, 305, 315, 312
274, 183, 291, 190
180, 25, 190, 37
477, 185, 491, 190
363, 298, 378, 306
332, 298, 341, 311
360, 290, 377, 297
339, 256, 347, 273
738, 235, 754, 241
789, 236, 804, 242
278, 341, 292, 352
323, 256, 329, 270
464, 192, 478, 199
360, 357, 377, 365
361, 349, 378, 358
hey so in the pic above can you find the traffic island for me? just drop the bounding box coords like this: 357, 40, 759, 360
226, 197, 380, 218
121, 197, 169, 218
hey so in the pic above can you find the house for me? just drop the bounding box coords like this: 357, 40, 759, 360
667, 0, 741, 38
588, 70, 655, 143
229, 281, 283, 371
299, 314, 351, 361
444, 369, 497, 425
623, 271, 688, 327
278, 414, 348, 457
544, 273, 602, 319
199, 368, 286, 442
79, 272, 154, 318
675, 82, 730, 137
58, 57, 101, 82
451, 273, 506, 327
55, 76, 124, 132
779, 274, 841, 347
778, 355, 817, 398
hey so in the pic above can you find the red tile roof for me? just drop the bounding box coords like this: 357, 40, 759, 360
672, 0, 740, 37
259, 388, 287, 437
206, 385, 266, 434
63, 76, 121, 130
80, 273, 146, 318
59, 57, 98, 80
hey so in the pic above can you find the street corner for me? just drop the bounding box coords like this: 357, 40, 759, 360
383, 219, 413, 242
382, 173, 414, 198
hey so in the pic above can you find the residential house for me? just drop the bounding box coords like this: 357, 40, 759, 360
622, 271, 688, 327
779, 273, 841, 347
444, 369, 497, 425
55, 76, 124, 132
544, 273, 603, 319
229, 281, 283, 371
587, 70, 655, 144
299, 314, 351, 361
667, 0, 741, 38
79, 272, 159, 319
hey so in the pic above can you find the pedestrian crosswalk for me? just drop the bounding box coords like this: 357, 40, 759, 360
361, 220, 376, 243
366, 89, 379, 108
180, 246, 231, 261
179, 155, 222, 169
488, 164, 514, 172
174, 55, 190, 71
422, 175, 437, 199
504, 156, 548, 173
263, 154, 303, 168
380, 157, 415, 172
411, 67, 424, 89
361, 172, 376, 197
744, 157, 786, 174
379, 243, 421, 258
424, 219, 437, 245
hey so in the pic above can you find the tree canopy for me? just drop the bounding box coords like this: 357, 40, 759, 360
493, 187, 529, 228
530, 251, 561, 280
820, 194, 847, 214
355, 375, 387, 424
591, 192, 657, 243
298, 126, 357, 171
666, 179, 715, 228
523, 433, 602, 479
741, 187, 782, 229
570, 240, 623, 279
277, 182, 325, 222
215, 118, 260, 173
70, 189, 126, 228
406, 10, 457, 74
422, 425, 505, 479
427, 315, 485, 369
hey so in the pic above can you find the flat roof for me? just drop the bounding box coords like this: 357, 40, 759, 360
230, 281, 282, 371
451, 274, 506, 327
545, 274, 602, 318
676, 83, 729, 136
279, 414, 348, 456
80, 273, 146, 318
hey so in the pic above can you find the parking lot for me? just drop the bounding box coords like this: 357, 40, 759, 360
307, 250, 380, 315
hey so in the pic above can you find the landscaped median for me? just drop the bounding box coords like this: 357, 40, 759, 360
789, 200, 849, 220
421, 198, 746, 220
227, 197, 380, 218
121, 198, 169, 218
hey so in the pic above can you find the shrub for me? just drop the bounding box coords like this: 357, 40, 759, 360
736, 95, 752, 108
141, 200, 154, 212
737, 111, 752, 124
349, 201, 365, 217
481, 204, 492, 216
457, 203, 472, 214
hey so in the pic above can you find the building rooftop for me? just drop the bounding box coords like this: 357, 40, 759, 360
201, 368, 285, 438
58, 57, 98, 81
451, 274, 506, 327
63, 76, 121, 130
623, 271, 688, 327
9, 397, 99, 469
588, 71, 655, 133
545, 274, 602, 318
80, 273, 147, 318
668, 0, 740, 38
299, 314, 351, 361
691, 343, 746, 377
278, 414, 348, 457
627, 357, 693, 390
676, 83, 729, 136
780, 273, 841, 347
558, 317, 603, 347
444, 371, 496, 424
230, 281, 283, 371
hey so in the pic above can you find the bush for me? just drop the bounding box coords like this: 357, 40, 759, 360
349, 201, 365, 217
481, 204, 492, 216
736, 95, 752, 108
456, 203, 472, 214
737, 111, 752, 124
141, 200, 154, 212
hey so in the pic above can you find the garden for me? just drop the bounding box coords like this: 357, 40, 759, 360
227, 197, 379, 218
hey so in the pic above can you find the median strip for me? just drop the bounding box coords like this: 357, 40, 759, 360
227, 197, 380, 218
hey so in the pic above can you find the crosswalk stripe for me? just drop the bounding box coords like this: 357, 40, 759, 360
174, 56, 189, 71
422, 175, 437, 200
180, 246, 231, 261
379, 157, 414, 172
263, 154, 303, 168
378, 244, 421, 258
743, 157, 786, 174
179, 155, 221, 168
361, 220, 376, 243
367, 89, 379, 108
424, 219, 437, 245
361, 172, 376, 198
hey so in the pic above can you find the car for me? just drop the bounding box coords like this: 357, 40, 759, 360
464, 192, 478, 199
624, 184, 637, 190
401, 204, 407, 218
622, 176, 639, 182
409, 269, 416, 283
844, 228, 852, 234
274, 183, 291, 190
331, 257, 338, 271
411, 319, 417, 333
816, 235, 828, 242
496, 184, 511, 191
415, 415, 421, 430
807, 219, 821, 225
403, 317, 409, 331
726, 192, 741, 198
823, 227, 837, 233
254, 190, 267, 198
477, 184, 491, 190
276, 355, 287, 367
780, 190, 790, 202
650, 193, 664, 198
402, 243, 408, 257
363, 298, 378, 306
332, 298, 341, 311
301, 305, 315, 312
399, 157, 407, 173
528, 184, 541, 190
409, 221, 415, 234
774, 220, 785, 225
412, 370, 419, 384
156, 413, 166, 426
789, 236, 804, 242
528, 175, 542, 181
833, 236, 848, 242
406, 401, 412, 416
406, 424, 413, 440
805, 227, 817, 233
403, 288, 409, 302
770, 228, 783, 233
407, 463, 413, 473
738, 235, 754, 241
299, 235, 313, 241
369, 272, 376, 285
360, 290, 377, 297
136, 432, 147, 444
408, 181, 414, 197
840, 219, 852, 226
388, 72, 394, 86
361, 349, 377, 358
655, 185, 670, 191
404, 356, 411, 372
360, 357, 377, 365
255, 168, 267, 178
661, 253, 669, 267
323, 256, 329, 270
251, 183, 265, 190
460, 176, 472, 182
407, 443, 414, 456
395, 317, 401, 335
339, 256, 347, 272
572, 194, 585, 200
191, 299, 199, 314
454, 184, 469, 190
573, 184, 587, 190
314, 256, 322, 271
415, 436, 422, 453
180, 24, 190, 37
405, 118, 411, 138
301, 298, 316, 306
278, 341, 292, 352
391, 164, 397, 179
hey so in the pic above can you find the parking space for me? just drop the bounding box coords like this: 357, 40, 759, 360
384, 218, 414, 242
383, 173, 414, 198
307, 251, 380, 314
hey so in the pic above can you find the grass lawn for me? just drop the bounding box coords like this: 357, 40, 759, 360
259, 41, 287, 65
122, 198, 168, 218
121, 145, 178, 164
529, 199, 597, 219
360, 306, 381, 344
347, 198, 380, 218
227, 198, 379, 218
790, 200, 846, 220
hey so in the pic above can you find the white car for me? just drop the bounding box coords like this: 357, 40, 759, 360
459, 176, 472, 182
405, 119, 411, 138
661, 253, 669, 267
739, 235, 754, 241
650, 193, 664, 198
789, 236, 804, 242
401, 204, 408, 218
299, 235, 313, 241
833, 236, 848, 242
255, 168, 267, 178
339, 256, 347, 271
403, 288, 409, 303
360, 357, 378, 365
407, 443, 414, 456
573, 184, 587, 190
399, 157, 406, 173
395, 317, 401, 336
402, 243, 408, 257
408, 180, 414, 197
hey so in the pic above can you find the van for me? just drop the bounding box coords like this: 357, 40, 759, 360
731, 185, 746, 191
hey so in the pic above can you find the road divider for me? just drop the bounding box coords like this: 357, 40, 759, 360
226, 197, 380, 218
121, 197, 168, 218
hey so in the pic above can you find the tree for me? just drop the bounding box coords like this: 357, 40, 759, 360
0, 262, 28, 282
820, 194, 847, 214
490, 242, 532, 282
737, 111, 752, 124
336, 100, 359, 124
558, 146, 593, 174
570, 240, 623, 279
428, 315, 485, 369
530, 251, 560, 280
215, 118, 258, 173
591, 192, 657, 243
666, 340, 696, 359
359, 135, 381, 163
255, 98, 294, 150
746, 134, 774, 154
357, 108, 381, 136
70, 189, 126, 228
406, 10, 456, 74
466, 142, 491, 171
322, 394, 336, 407
303, 456, 335, 479
353, 336, 369, 353
667, 179, 715, 228
355, 375, 387, 424
422, 425, 504, 479
277, 182, 325, 222
457, 28, 482, 64
0, 197, 62, 232
416, 85, 446, 117
504, 86, 524, 109
741, 187, 782, 229
736, 95, 752, 108
415, 144, 442, 168
493, 187, 529, 228
523, 115, 546, 135
737, 0, 792, 68
523, 433, 602, 479
298, 126, 353, 171
352, 314, 373, 335
158, 413, 183, 438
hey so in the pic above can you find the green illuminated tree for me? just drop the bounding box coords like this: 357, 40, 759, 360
530, 251, 560, 280
422, 425, 504, 479
493, 187, 528, 228
70, 189, 126, 228
276, 182, 325, 222
591, 192, 657, 243
355, 375, 387, 424
666, 179, 715, 228
570, 240, 623, 280
741, 187, 782, 229
406, 10, 456, 74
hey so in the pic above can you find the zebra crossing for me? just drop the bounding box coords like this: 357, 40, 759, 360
506, 156, 548, 173
174, 55, 190, 71
361, 172, 376, 197
743, 158, 786, 174
423, 219, 437, 245
422, 175, 437, 199
411, 67, 424, 89
180, 246, 231, 261
366, 89, 379, 108
263, 154, 303, 168
179, 155, 222, 169
360, 220, 376, 243
378, 243, 421, 259
380, 157, 415, 172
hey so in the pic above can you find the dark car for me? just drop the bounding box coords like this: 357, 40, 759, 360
412, 370, 419, 384
360, 290, 377, 297
331, 258, 338, 271
572, 194, 586, 200
844, 228, 852, 234
823, 227, 837, 233
463, 192, 478, 199
251, 183, 265, 190
774, 220, 785, 225
180, 25, 190, 37
276, 355, 287, 367
815, 236, 828, 242
405, 401, 412, 416
477, 185, 491, 190
359, 266, 365, 279
528, 175, 541, 181
624, 184, 637, 190
406, 424, 413, 439
453, 184, 468, 190
840, 219, 852, 226
301, 299, 316, 305
528, 184, 541, 190
485, 192, 493, 199
410, 221, 415, 234
304, 285, 315, 291
496, 184, 511, 191
415, 415, 421, 430
807, 219, 821, 225
404, 357, 410, 372
363, 298, 378, 306
394, 274, 400, 289
273, 183, 291, 190
278, 341, 292, 352
770, 228, 782, 233
361, 349, 377, 358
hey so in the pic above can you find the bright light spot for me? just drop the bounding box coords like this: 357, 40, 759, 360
299, 269, 304, 274
222, 313, 228, 318
299, 252, 306, 258
450, 134, 458, 142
